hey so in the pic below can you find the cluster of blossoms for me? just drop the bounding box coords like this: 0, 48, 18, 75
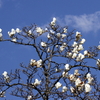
8, 28, 21, 42
2, 71, 10, 83
55, 69, 93, 93
0, 28, 3, 40
30, 59, 42, 67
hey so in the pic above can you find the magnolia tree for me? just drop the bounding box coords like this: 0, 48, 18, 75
0, 18, 100, 100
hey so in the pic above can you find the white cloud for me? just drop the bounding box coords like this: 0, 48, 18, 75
58, 11, 100, 33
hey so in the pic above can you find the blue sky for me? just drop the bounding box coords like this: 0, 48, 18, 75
0, 0, 100, 99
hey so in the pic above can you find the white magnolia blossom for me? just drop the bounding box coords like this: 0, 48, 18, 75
62, 42, 67, 47
75, 31, 81, 41
41, 42, 47, 47
69, 74, 76, 81
72, 53, 77, 59
8, 30, 16, 37
65, 64, 70, 71
72, 42, 77, 47
2, 71, 8, 77
50, 30, 55, 34
47, 33, 51, 39
16, 28, 21, 33
70, 86, 75, 93
84, 50, 88, 56
36, 59, 42, 67
63, 28, 67, 33
56, 33, 61, 38
67, 52, 72, 57
28, 30, 32, 35
77, 44, 84, 51
80, 38, 86, 44
0, 91, 5, 97
36, 27, 44, 35
12, 38, 17, 42
33, 79, 41, 86
62, 86, 67, 92
72, 46, 78, 53
87, 77, 94, 84
61, 34, 66, 38
85, 83, 92, 93
2, 71, 10, 83
60, 46, 65, 52
27, 95, 32, 100
0, 28, 2, 32
97, 45, 100, 50
75, 78, 82, 87
0, 33, 2, 39
30, 59, 37, 66
86, 73, 91, 79
76, 53, 85, 61
55, 82, 62, 89
62, 71, 68, 77
74, 69, 80, 76
51, 17, 56, 26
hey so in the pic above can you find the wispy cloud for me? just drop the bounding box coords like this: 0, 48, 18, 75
58, 11, 100, 33
0, 0, 2, 8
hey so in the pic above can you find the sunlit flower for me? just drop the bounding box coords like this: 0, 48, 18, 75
0, 28, 2, 33
74, 69, 80, 76
50, 30, 55, 34
62, 71, 68, 77
77, 44, 84, 51
12, 38, 17, 42
72, 46, 78, 53
8, 31, 16, 37
72, 42, 77, 47
85, 83, 91, 93
55, 82, 62, 89
67, 52, 72, 57
75, 31, 81, 41
70, 86, 75, 93
41, 42, 47, 47
63, 28, 67, 33
0, 33, 2, 39
65, 64, 70, 71
75, 78, 82, 87
86, 73, 91, 79
36, 59, 42, 67
36, 27, 44, 35
80, 38, 86, 44
60, 46, 65, 52
2, 71, 10, 83
69, 74, 76, 81
33, 79, 41, 86
30, 59, 37, 66
72, 53, 77, 59
56, 33, 61, 38
16, 28, 21, 33
51, 17, 56, 26
97, 45, 100, 50
2, 71, 8, 77
62, 86, 67, 92
87, 77, 94, 84
47, 33, 51, 39
27, 95, 32, 100
61, 34, 66, 38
